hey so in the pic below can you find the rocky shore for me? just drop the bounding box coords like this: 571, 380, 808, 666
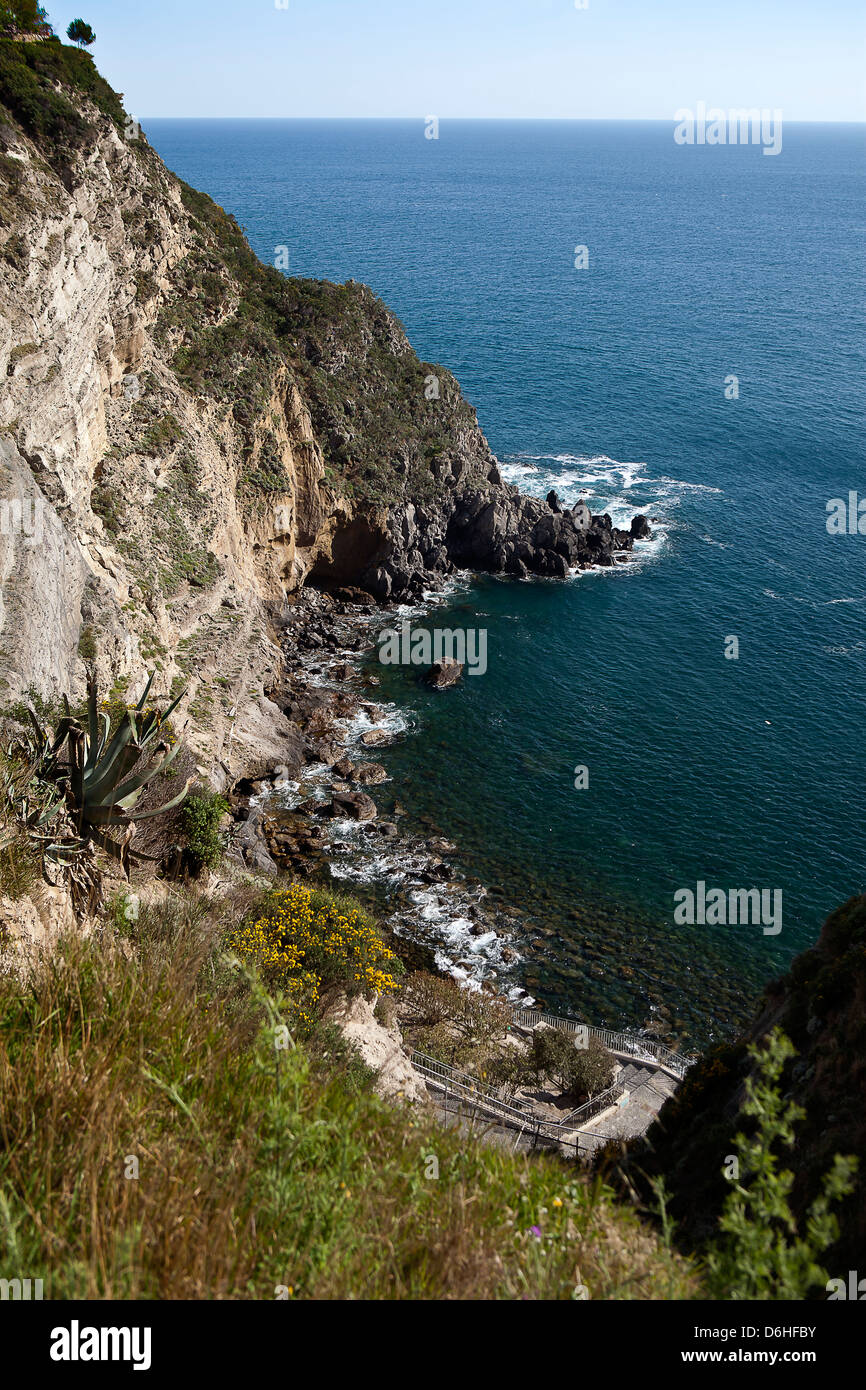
225, 582, 524, 989
226, 496, 651, 993
357, 484, 651, 601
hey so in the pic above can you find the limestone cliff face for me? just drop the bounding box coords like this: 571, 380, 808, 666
0, 40, 641, 782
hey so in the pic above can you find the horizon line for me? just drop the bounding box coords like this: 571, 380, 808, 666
140, 114, 866, 124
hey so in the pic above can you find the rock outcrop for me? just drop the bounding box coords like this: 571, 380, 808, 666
424, 658, 463, 689
0, 39, 649, 783
323, 991, 427, 1104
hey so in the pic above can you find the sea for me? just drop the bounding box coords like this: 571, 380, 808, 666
144, 117, 866, 1047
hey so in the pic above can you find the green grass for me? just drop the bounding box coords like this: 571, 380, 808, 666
0, 884, 698, 1299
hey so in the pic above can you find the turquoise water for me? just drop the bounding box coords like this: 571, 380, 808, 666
146, 118, 866, 1044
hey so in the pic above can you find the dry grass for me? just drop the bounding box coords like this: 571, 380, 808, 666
0, 885, 699, 1300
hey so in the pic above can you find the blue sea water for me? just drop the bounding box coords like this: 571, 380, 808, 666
146, 118, 866, 1044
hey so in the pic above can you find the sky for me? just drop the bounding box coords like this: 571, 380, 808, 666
50, 0, 866, 121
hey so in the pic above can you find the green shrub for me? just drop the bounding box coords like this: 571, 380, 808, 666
0, 34, 125, 166
530, 1027, 615, 1101
181, 789, 229, 873
704, 1030, 857, 1299
77, 623, 96, 663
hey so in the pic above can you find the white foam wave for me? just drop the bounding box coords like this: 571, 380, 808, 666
500, 451, 719, 572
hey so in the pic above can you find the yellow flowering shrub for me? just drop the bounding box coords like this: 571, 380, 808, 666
228, 883, 403, 1030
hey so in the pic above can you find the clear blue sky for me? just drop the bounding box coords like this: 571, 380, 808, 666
51, 0, 865, 120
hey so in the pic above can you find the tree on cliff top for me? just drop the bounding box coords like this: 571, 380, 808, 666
66, 18, 94, 48
0, 1, 53, 37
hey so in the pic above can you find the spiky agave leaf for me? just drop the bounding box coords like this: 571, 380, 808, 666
18, 671, 190, 875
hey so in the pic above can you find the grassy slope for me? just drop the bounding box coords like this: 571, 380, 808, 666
0, 887, 696, 1300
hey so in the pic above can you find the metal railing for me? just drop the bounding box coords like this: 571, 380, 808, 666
511, 1007, 696, 1080
559, 1083, 627, 1130
409, 1051, 533, 1127
410, 1050, 625, 1146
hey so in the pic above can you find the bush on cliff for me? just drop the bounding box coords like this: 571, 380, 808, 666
531, 1026, 615, 1102
703, 1030, 856, 1299
227, 882, 404, 1033
0, 2, 52, 38
181, 788, 229, 874
0, 29, 125, 164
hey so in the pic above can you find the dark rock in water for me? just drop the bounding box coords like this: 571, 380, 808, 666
331, 758, 355, 778
349, 462, 644, 601
377, 821, 399, 838
630, 514, 652, 540
332, 586, 373, 605
361, 728, 391, 746
421, 862, 451, 883
427, 837, 457, 856
352, 761, 388, 785
424, 658, 463, 689
329, 790, 378, 821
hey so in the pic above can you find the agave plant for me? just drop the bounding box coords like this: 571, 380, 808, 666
0, 740, 95, 910
24, 672, 191, 877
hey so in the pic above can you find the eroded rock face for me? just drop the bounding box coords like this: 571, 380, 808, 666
323, 991, 427, 1104
0, 884, 81, 961
0, 58, 649, 783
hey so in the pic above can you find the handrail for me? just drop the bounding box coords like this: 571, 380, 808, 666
511, 1007, 696, 1080
410, 1051, 535, 1126
558, 1083, 626, 1130
410, 1050, 624, 1142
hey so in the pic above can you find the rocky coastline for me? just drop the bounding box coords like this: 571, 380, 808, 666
227, 494, 652, 995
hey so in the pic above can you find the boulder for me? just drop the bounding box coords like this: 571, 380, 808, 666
424, 658, 463, 689
329, 790, 378, 821
352, 762, 388, 786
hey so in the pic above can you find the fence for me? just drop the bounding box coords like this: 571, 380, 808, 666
409, 1049, 626, 1154
510, 1007, 695, 1081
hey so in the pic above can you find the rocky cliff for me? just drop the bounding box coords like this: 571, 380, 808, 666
611, 894, 866, 1276
0, 37, 644, 783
